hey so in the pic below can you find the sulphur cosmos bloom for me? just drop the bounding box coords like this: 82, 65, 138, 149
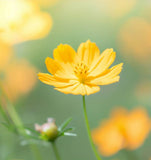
38, 40, 123, 95
92, 107, 150, 156
0, 0, 52, 44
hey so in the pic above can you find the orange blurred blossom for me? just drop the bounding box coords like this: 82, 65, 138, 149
118, 18, 151, 65
92, 107, 151, 156
99, 0, 136, 18
0, 42, 13, 71
1, 59, 37, 101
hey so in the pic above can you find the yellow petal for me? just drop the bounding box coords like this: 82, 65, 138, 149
45, 57, 61, 75
55, 82, 83, 95
45, 57, 76, 80
38, 73, 77, 88
77, 40, 100, 66
83, 84, 100, 95
53, 44, 77, 63
90, 63, 123, 85
55, 83, 100, 95
89, 49, 116, 77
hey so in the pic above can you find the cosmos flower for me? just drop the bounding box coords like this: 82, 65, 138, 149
33, 0, 58, 7
0, 0, 52, 44
118, 18, 151, 65
2, 59, 37, 101
0, 42, 12, 71
92, 107, 151, 156
98, 0, 136, 18
38, 40, 123, 95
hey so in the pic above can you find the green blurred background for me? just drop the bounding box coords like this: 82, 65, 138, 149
0, 0, 151, 159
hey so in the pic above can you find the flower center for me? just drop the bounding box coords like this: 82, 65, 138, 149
73, 62, 89, 83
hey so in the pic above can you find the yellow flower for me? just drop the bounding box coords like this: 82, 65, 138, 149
118, 18, 151, 65
0, 42, 12, 71
33, 0, 58, 7
92, 107, 151, 156
38, 40, 123, 95
124, 108, 151, 149
98, 0, 136, 18
0, 0, 52, 44
2, 59, 37, 101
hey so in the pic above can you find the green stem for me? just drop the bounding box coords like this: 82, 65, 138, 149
52, 141, 61, 160
0, 84, 42, 160
6, 102, 25, 135
0, 103, 11, 125
6, 102, 43, 160
82, 96, 102, 160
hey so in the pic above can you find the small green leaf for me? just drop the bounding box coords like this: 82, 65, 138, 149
63, 132, 77, 136
20, 139, 46, 146
1, 122, 17, 133
58, 127, 74, 136
58, 117, 72, 131
1, 122, 10, 128
62, 127, 74, 132
24, 127, 39, 135
23, 128, 41, 140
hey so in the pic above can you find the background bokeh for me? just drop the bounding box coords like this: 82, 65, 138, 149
0, 0, 151, 160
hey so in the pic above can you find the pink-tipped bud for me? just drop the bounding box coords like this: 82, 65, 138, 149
35, 118, 58, 141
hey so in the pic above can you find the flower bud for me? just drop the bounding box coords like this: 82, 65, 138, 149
35, 118, 58, 141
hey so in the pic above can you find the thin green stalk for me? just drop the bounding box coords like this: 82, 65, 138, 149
82, 96, 101, 160
0, 84, 42, 160
52, 141, 61, 160
5, 102, 43, 160
0, 103, 11, 125
6, 102, 25, 135
29, 145, 43, 160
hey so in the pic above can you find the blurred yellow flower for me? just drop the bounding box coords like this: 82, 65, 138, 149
1, 59, 37, 101
124, 108, 150, 149
38, 40, 123, 95
33, 0, 58, 7
118, 18, 151, 65
99, 0, 136, 18
92, 107, 150, 156
0, 42, 12, 71
0, 0, 52, 45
